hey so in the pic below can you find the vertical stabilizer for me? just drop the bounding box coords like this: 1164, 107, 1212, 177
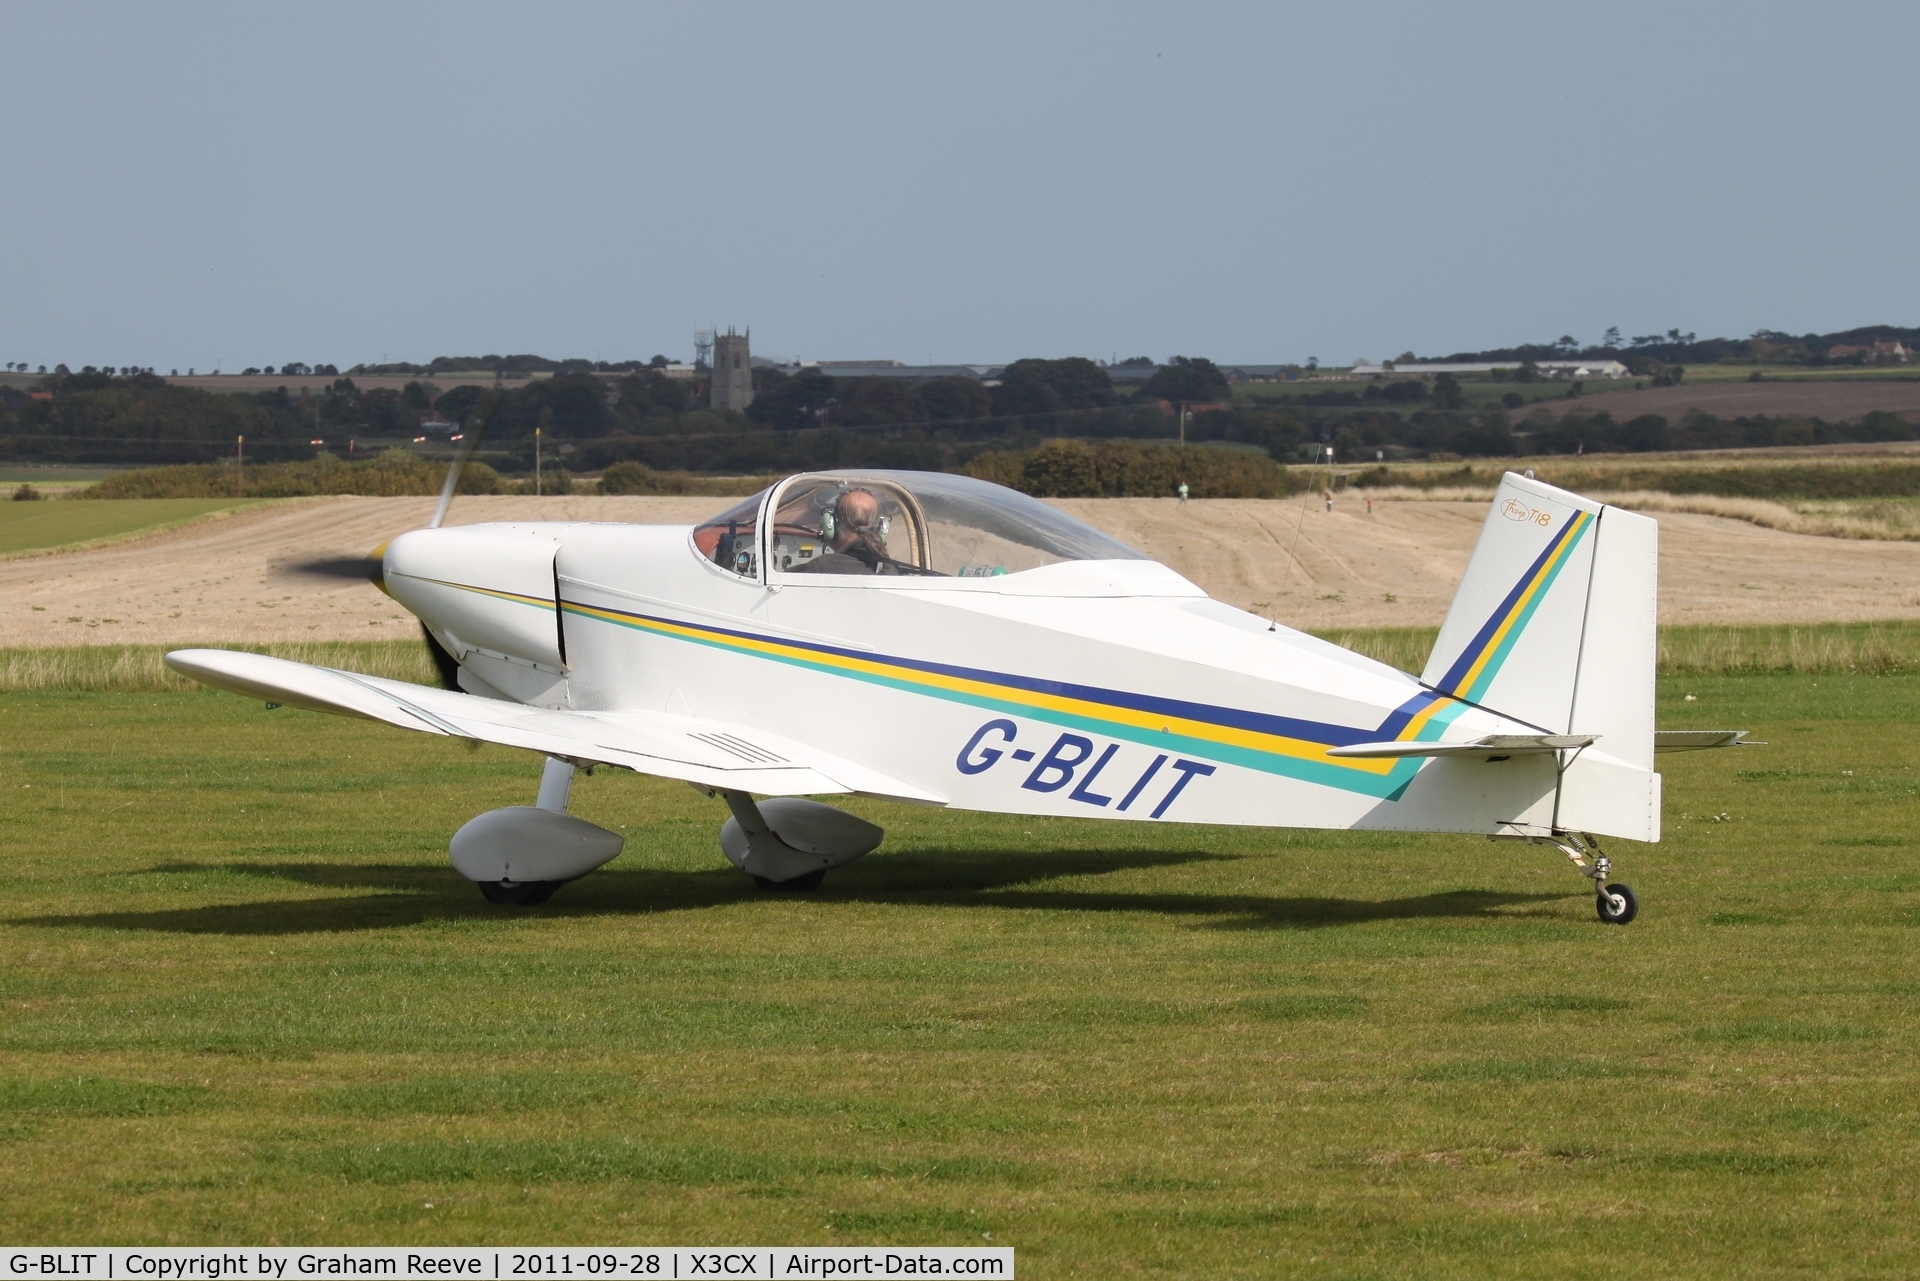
1424, 474, 1660, 842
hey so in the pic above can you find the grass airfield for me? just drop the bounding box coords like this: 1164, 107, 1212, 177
2, 674, 1917, 1276
0, 497, 270, 556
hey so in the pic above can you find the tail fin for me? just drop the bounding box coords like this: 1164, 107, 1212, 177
1425, 473, 1660, 841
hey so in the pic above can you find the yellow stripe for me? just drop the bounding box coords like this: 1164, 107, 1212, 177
566, 602, 1426, 775
1398, 694, 1451, 740
445, 581, 554, 611
1454, 511, 1587, 695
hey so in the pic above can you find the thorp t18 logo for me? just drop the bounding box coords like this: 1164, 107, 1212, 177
1502, 499, 1552, 527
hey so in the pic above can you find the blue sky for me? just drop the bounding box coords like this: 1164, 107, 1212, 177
2, 1, 1913, 371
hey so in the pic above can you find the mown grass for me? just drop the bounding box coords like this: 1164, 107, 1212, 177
0, 497, 274, 556
1355, 485, 1920, 541
1, 674, 1917, 1274
1319, 621, 1920, 678
7, 624, 1916, 694
0, 641, 438, 691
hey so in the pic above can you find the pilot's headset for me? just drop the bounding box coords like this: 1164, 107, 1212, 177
819, 487, 889, 546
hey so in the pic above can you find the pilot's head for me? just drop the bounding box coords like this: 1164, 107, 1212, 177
833, 488, 881, 548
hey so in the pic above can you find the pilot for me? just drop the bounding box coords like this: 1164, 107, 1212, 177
792, 487, 897, 575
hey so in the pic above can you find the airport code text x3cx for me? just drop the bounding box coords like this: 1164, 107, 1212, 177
169, 466, 1750, 923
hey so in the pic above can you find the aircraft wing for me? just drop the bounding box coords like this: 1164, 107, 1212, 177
164, 648, 946, 805
1326, 734, 1597, 760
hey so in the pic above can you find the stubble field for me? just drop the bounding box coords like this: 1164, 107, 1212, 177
7, 490, 1920, 643
2, 673, 1917, 1276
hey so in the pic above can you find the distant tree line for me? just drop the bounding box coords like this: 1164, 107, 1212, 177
0, 371, 463, 465
6, 340, 1917, 472
1429, 323, 1920, 370
348, 354, 678, 376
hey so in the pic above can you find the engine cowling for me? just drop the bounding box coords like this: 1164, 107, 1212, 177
384, 525, 567, 669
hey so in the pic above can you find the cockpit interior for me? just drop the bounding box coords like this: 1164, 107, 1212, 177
692, 470, 1145, 581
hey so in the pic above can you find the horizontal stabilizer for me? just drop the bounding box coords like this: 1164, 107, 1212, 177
1327, 733, 1596, 760
164, 648, 946, 804
1654, 729, 1754, 753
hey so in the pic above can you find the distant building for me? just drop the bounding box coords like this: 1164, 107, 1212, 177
1104, 362, 1295, 384
1823, 341, 1907, 363
1350, 360, 1628, 380
756, 361, 1007, 383
811, 363, 1003, 381
710, 328, 754, 411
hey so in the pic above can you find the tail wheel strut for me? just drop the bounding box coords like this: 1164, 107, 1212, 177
1546, 833, 1638, 926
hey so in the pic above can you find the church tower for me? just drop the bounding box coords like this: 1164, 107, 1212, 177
710, 327, 754, 411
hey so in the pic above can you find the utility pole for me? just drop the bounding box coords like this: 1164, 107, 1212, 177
535, 425, 542, 496
1179, 402, 1188, 447
236, 435, 244, 497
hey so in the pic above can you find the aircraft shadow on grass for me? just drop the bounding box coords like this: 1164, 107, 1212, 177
19, 846, 1577, 937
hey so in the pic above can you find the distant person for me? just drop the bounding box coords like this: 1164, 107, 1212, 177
792, 488, 898, 575
1324, 492, 1333, 513
1178, 482, 1189, 504
1365, 496, 1374, 515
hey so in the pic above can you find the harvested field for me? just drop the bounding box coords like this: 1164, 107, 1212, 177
3, 492, 1919, 646
1051, 496, 1920, 628
1521, 376, 1920, 423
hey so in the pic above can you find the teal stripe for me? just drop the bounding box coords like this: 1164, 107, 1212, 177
1459, 512, 1594, 703
567, 602, 1463, 800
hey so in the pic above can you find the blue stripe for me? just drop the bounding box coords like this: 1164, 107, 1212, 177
1436, 512, 1590, 695
567, 598, 1447, 748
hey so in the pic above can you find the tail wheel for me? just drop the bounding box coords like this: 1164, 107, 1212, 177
1595, 882, 1637, 925
479, 880, 560, 906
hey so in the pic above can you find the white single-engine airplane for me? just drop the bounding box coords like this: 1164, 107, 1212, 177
168, 467, 1748, 923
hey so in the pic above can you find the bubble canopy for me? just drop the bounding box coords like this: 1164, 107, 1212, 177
693, 470, 1146, 579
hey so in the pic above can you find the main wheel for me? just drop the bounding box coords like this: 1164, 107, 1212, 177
479, 879, 561, 906
1595, 882, 1638, 925
752, 870, 827, 892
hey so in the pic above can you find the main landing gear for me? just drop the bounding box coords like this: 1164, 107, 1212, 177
450, 757, 625, 907
1545, 832, 1638, 926
752, 871, 827, 893
715, 791, 883, 892
478, 879, 562, 906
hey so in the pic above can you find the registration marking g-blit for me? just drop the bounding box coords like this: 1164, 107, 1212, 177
956, 718, 1215, 819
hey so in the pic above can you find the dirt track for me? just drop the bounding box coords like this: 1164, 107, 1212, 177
3, 493, 1917, 646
